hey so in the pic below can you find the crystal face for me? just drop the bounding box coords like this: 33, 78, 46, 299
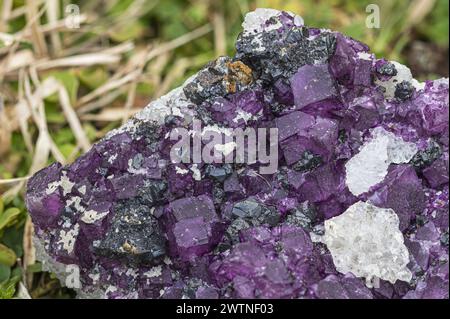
345, 127, 418, 196
26, 9, 449, 299
319, 201, 412, 287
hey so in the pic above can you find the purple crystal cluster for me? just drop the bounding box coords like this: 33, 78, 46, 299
26, 9, 448, 299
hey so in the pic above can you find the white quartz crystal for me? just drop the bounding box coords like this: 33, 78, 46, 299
58, 224, 80, 254
321, 201, 412, 287
143, 266, 163, 278
372, 127, 418, 164
242, 8, 282, 35
242, 8, 303, 36
45, 171, 74, 196
80, 210, 109, 224
175, 166, 189, 175
190, 164, 202, 181
345, 127, 417, 196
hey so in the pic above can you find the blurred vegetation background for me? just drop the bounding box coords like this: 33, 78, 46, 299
0, 0, 448, 298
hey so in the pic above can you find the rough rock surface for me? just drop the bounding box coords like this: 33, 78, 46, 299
26, 9, 449, 299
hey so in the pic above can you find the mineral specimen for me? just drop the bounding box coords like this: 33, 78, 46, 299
26, 8, 449, 299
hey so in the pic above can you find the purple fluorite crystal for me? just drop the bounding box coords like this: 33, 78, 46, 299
26, 9, 448, 299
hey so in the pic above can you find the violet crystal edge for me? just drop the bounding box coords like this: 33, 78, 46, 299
26, 8, 449, 299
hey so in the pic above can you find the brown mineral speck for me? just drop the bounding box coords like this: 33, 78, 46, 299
122, 241, 138, 254
225, 60, 253, 93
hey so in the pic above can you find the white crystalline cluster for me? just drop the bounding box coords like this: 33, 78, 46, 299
345, 127, 417, 196
242, 8, 303, 36
321, 201, 412, 287
242, 8, 283, 34
375, 61, 425, 100
143, 266, 163, 278
57, 224, 80, 254
80, 210, 109, 224
190, 164, 202, 181
372, 127, 418, 164
45, 171, 74, 196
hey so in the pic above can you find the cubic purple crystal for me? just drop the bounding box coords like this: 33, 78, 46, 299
26, 9, 448, 299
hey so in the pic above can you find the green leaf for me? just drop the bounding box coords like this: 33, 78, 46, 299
0, 198, 4, 214
153, 0, 183, 20
162, 20, 188, 39
10, 267, 22, 283
342, 21, 366, 43
185, 3, 208, 24
0, 264, 10, 283
53, 127, 76, 145
0, 243, 16, 266
0, 280, 16, 299
11, 197, 25, 211
26, 262, 42, 274
0, 208, 21, 231
83, 123, 98, 142
2, 226, 24, 258
110, 21, 145, 42
45, 102, 66, 124
45, 71, 79, 105
419, 0, 449, 47
136, 82, 154, 95
59, 143, 77, 158
107, 0, 134, 17
77, 67, 109, 90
